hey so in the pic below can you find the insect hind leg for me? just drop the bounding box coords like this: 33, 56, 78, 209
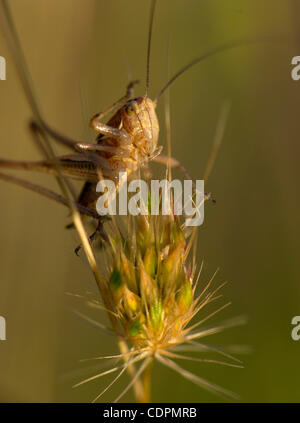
71, 181, 110, 255
74, 217, 109, 256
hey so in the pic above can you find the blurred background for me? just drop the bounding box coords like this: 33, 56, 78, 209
0, 0, 299, 402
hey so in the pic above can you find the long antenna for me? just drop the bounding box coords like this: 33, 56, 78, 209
155, 38, 269, 102
145, 0, 157, 97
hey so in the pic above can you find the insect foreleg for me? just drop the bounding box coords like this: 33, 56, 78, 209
89, 80, 138, 144
75, 143, 132, 159
153, 154, 214, 202
153, 154, 192, 181
92, 117, 133, 141
89, 118, 132, 144
92, 80, 138, 123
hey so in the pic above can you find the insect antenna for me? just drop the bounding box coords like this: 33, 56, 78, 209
155, 37, 270, 102
145, 0, 157, 97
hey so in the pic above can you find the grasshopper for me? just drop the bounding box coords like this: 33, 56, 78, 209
0, 0, 260, 251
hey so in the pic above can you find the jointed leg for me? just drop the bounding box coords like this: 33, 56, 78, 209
153, 154, 192, 181
153, 154, 215, 203
90, 80, 138, 125
0, 169, 111, 254
74, 219, 109, 256
75, 143, 132, 158
88, 80, 139, 144
29, 119, 82, 151
0, 170, 100, 219
29, 121, 78, 199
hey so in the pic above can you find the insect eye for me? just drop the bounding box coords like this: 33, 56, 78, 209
126, 105, 134, 115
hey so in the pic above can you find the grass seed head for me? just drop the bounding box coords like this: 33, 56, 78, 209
106, 211, 196, 352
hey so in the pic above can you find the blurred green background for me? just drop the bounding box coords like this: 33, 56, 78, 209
0, 0, 299, 402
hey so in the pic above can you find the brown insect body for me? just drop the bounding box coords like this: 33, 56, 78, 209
75, 96, 160, 210
95, 96, 159, 179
